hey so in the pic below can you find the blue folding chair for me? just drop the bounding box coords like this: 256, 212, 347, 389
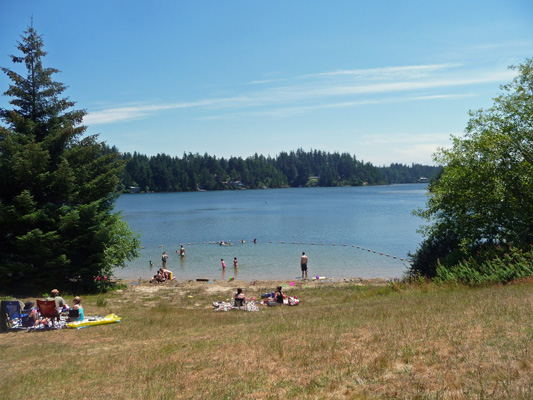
1, 300, 23, 331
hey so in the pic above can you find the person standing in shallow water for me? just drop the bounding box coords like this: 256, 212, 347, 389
162, 251, 168, 267
221, 258, 226, 269
300, 252, 308, 279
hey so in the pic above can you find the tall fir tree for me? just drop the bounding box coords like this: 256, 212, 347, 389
0, 24, 139, 292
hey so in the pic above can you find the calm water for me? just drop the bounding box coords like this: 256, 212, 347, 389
114, 184, 429, 281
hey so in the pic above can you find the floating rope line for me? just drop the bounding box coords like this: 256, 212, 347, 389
148, 240, 412, 263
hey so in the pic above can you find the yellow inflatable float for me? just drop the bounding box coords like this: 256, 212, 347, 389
66, 313, 121, 329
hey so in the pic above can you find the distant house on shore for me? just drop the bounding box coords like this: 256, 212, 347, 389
227, 180, 246, 189
418, 177, 429, 183
129, 186, 141, 194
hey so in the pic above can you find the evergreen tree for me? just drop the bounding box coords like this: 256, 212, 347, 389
0, 24, 140, 292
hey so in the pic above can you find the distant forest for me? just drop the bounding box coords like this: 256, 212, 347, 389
117, 148, 441, 192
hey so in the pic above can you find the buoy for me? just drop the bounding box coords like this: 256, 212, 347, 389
357, 246, 360, 249
386, 254, 389, 257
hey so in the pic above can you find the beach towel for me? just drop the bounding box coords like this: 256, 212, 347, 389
212, 300, 259, 312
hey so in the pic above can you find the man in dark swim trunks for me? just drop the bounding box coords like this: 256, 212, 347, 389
300, 252, 308, 279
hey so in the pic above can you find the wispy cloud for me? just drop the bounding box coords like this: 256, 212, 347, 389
85, 63, 516, 125
245, 78, 289, 85
303, 63, 462, 79
202, 93, 476, 120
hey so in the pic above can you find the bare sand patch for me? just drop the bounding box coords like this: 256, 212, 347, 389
123, 276, 389, 296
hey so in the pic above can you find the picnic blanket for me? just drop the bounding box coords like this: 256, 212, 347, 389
213, 300, 259, 312
7, 319, 67, 331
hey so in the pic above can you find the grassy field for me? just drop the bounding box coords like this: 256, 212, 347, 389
1, 279, 532, 399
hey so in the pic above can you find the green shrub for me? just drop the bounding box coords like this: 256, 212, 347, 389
435, 245, 533, 285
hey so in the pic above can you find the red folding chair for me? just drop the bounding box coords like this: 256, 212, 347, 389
36, 300, 57, 326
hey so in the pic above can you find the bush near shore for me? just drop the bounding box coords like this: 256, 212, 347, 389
1, 279, 532, 399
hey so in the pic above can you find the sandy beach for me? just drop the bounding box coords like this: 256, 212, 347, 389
124, 276, 390, 297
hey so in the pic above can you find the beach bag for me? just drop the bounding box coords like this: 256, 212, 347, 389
287, 296, 299, 306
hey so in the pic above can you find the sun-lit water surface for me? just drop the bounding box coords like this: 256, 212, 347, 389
114, 184, 429, 281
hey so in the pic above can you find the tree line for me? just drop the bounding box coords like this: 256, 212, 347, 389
119, 149, 442, 192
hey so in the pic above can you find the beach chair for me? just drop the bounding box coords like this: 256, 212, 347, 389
37, 300, 57, 326
1, 300, 22, 332
68, 308, 80, 320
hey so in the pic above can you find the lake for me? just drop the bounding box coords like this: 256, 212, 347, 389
114, 184, 429, 282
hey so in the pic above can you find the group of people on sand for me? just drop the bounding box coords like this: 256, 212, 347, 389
150, 248, 185, 283
150, 267, 176, 283
21, 289, 84, 328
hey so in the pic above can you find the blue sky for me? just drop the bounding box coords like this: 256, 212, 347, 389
1, 1, 532, 165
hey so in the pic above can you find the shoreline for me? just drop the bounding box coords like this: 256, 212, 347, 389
123, 276, 391, 295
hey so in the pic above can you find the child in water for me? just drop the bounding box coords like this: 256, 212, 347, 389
221, 259, 226, 269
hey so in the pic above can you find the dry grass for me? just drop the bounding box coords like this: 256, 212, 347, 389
1, 280, 532, 399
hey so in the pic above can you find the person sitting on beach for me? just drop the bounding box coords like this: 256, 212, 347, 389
68, 296, 84, 322
161, 268, 175, 280
234, 288, 246, 307
22, 301, 49, 327
47, 289, 68, 322
267, 286, 284, 306
150, 270, 166, 284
